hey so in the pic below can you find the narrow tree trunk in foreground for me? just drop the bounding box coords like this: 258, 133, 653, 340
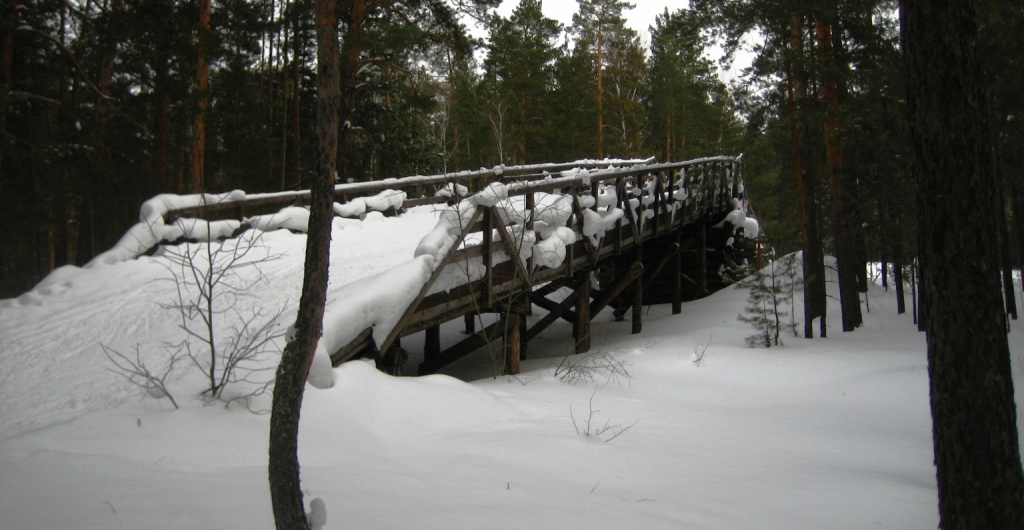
816, 15, 861, 332
785, 13, 826, 338
268, 0, 338, 526
191, 0, 211, 193
902, 0, 1024, 526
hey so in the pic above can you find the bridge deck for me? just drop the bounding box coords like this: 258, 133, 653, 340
318, 156, 751, 375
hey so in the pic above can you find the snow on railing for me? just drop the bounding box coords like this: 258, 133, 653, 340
73, 154, 745, 387
82, 158, 660, 269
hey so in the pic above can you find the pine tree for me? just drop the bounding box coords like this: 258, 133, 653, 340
737, 260, 791, 348
903, 0, 1024, 524
645, 8, 729, 162
482, 0, 561, 164
571, 0, 636, 159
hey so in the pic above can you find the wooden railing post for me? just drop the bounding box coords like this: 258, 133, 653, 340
482, 206, 493, 309
698, 221, 707, 297
424, 325, 440, 361
575, 272, 591, 353
632, 267, 643, 334
672, 232, 682, 314
503, 296, 528, 376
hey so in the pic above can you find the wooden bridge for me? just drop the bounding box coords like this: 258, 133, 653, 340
160, 156, 755, 376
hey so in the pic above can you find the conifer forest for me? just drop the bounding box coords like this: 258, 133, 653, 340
4, 0, 1024, 526
0, 0, 1018, 307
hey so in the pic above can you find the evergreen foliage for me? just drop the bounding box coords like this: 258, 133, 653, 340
737, 258, 794, 348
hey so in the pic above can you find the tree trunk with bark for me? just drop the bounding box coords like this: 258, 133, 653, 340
337, 0, 366, 182
902, 0, 1024, 526
191, 0, 211, 193
267, 0, 339, 526
785, 13, 827, 338
816, 15, 861, 331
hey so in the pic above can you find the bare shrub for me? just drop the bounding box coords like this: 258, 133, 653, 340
157, 224, 286, 405
693, 334, 713, 366
101, 344, 182, 409
570, 387, 637, 442
555, 349, 632, 387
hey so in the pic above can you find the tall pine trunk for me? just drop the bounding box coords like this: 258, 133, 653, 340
901, 0, 1024, 526
785, 13, 826, 338
338, 0, 366, 182
267, 0, 339, 525
596, 26, 604, 159
191, 0, 211, 193
816, 15, 861, 331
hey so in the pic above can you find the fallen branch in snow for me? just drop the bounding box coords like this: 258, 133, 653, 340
101, 343, 182, 409
693, 335, 713, 366
570, 387, 638, 442
555, 349, 632, 387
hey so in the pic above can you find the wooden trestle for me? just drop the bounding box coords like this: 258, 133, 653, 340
323, 156, 748, 376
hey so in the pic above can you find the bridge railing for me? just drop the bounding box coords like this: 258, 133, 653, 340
329, 154, 746, 373
160, 158, 659, 224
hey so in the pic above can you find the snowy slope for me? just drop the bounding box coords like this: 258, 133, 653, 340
1, 203, 1020, 528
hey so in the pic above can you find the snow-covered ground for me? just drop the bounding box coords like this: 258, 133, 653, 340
1, 202, 1021, 528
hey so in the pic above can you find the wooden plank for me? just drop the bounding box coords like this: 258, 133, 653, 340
530, 291, 577, 324
575, 273, 591, 353
698, 221, 707, 297
161, 157, 734, 223
570, 193, 598, 266
425, 325, 440, 360
614, 178, 625, 257
419, 316, 507, 375
622, 181, 643, 263
330, 327, 374, 366
525, 277, 587, 342
533, 278, 567, 298
525, 191, 536, 288
402, 196, 448, 208
672, 232, 682, 315
375, 207, 485, 357
590, 261, 643, 317
490, 208, 533, 289
504, 308, 523, 375
483, 209, 493, 309
632, 270, 643, 334
379, 337, 406, 376
644, 242, 680, 289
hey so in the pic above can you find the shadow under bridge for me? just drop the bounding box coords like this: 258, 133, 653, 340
332, 155, 758, 376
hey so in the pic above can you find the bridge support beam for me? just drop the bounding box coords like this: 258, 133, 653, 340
379, 337, 407, 376
574, 272, 592, 353
672, 232, 683, 315
504, 299, 527, 375
424, 325, 440, 362
633, 271, 643, 334
504, 312, 521, 375
698, 221, 708, 297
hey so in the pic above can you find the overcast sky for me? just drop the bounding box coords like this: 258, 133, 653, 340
493, 0, 683, 39
477, 0, 751, 82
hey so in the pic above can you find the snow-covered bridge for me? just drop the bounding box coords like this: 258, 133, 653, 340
91, 155, 757, 379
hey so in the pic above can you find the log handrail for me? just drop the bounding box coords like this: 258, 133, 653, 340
161, 157, 660, 220
326, 155, 746, 369
159, 155, 743, 223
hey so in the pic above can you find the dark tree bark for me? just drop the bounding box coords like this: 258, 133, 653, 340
337, 0, 366, 182
267, 0, 339, 526
901, 0, 1024, 526
785, 13, 827, 338
0, 0, 19, 178
191, 0, 211, 193
816, 15, 862, 332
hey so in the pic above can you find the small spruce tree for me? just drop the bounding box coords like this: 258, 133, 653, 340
737, 260, 792, 347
